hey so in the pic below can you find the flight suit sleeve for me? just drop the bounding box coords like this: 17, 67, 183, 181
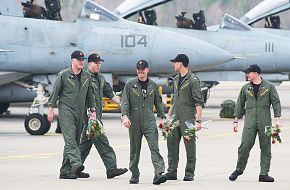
103, 80, 115, 99
121, 82, 130, 116
86, 77, 96, 109
234, 86, 246, 119
191, 78, 204, 107
270, 85, 281, 117
48, 73, 62, 108
154, 85, 166, 118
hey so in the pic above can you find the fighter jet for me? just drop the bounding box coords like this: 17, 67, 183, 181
0, 0, 233, 135
240, 0, 290, 38
114, 0, 290, 86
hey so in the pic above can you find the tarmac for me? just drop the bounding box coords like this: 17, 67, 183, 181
0, 81, 289, 190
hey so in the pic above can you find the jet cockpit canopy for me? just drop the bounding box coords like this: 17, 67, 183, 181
220, 14, 252, 31
241, 0, 290, 25
80, 0, 119, 21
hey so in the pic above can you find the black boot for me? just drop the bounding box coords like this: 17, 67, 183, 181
129, 174, 139, 184
107, 168, 128, 179
165, 172, 177, 180
229, 170, 243, 181
259, 175, 274, 182
153, 174, 167, 185
71, 165, 85, 176
183, 175, 194, 181
59, 173, 77, 179
77, 171, 90, 178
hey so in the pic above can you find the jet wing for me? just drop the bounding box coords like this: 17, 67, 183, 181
114, 0, 173, 18
0, 72, 30, 86
241, 0, 290, 25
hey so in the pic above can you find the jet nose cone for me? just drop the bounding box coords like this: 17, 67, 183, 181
151, 30, 233, 72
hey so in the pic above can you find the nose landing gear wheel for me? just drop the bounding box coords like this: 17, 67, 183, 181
24, 113, 51, 135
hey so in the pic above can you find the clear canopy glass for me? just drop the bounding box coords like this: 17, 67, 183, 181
220, 14, 252, 31
241, 0, 290, 24
80, 0, 119, 21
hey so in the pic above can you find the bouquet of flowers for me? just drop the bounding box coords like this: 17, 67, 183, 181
184, 120, 197, 141
265, 124, 282, 144
87, 118, 104, 139
184, 119, 211, 141
158, 115, 180, 140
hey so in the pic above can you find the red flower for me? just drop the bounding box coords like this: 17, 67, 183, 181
184, 137, 189, 142
272, 133, 278, 137
272, 139, 275, 144
88, 133, 94, 139
165, 128, 169, 132
159, 123, 163, 129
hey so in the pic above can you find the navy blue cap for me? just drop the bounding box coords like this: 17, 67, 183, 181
243, 64, 261, 74
71, 50, 85, 60
136, 60, 149, 69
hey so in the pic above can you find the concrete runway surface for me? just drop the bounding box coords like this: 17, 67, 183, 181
0, 82, 289, 190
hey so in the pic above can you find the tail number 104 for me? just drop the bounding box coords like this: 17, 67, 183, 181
121, 35, 147, 47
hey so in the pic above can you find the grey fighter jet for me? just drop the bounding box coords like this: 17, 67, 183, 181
115, 0, 290, 86
0, 0, 233, 135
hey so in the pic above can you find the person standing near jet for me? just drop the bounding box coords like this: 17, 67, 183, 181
79, 53, 128, 179
229, 64, 281, 182
121, 60, 167, 185
47, 50, 96, 179
166, 54, 204, 181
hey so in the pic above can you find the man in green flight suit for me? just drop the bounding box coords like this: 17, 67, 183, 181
229, 64, 281, 182
79, 53, 128, 179
121, 60, 167, 185
166, 54, 204, 181
47, 50, 96, 179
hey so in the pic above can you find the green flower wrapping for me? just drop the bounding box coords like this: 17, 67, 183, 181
87, 118, 104, 139
158, 115, 180, 140
184, 120, 197, 141
265, 124, 282, 144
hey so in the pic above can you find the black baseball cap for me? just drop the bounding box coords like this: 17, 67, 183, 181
170, 54, 189, 66
243, 64, 261, 74
88, 53, 104, 63
136, 60, 149, 69
71, 50, 85, 61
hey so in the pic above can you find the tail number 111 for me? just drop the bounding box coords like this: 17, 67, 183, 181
121, 35, 147, 47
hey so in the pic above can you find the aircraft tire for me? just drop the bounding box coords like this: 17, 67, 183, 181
0, 103, 10, 114
24, 113, 51, 135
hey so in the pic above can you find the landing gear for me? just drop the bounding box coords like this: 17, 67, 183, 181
0, 103, 10, 114
24, 83, 51, 135
24, 113, 51, 135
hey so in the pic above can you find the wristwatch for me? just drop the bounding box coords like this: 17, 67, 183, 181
196, 120, 201, 123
